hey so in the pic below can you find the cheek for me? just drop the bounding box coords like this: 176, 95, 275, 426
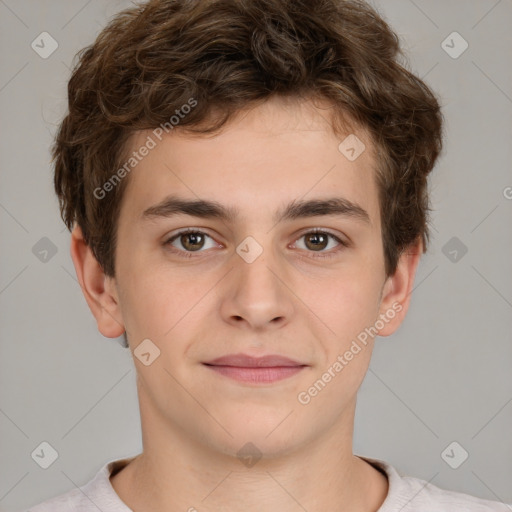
303, 272, 381, 400
116, 266, 174, 338
299, 265, 381, 327
119, 263, 211, 343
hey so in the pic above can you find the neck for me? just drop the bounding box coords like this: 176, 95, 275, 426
110, 404, 388, 511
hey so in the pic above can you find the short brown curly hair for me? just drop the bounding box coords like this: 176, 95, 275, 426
53, 0, 444, 279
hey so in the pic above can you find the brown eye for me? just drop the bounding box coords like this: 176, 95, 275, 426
164, 229, 217, 256
294, 229, 348, 259
304, 232, 329, 251
178, 232, 205, 251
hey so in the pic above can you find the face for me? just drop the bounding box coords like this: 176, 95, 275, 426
74, 96, 420, 460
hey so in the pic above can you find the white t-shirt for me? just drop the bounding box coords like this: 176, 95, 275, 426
25, 455, 511, 511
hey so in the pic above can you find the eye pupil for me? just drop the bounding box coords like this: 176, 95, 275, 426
182, 232, 204, 251
305, 233, 328, 251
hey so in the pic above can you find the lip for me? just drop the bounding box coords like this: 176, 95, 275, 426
203, 353, 306, 367
202, 353, 308, 384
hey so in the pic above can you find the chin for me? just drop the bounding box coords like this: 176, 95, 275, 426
200, 421, 308, 463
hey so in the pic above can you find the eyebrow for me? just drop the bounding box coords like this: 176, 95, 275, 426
141, 194, 371, 226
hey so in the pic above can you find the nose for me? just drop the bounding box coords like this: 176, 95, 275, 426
219, 241, 295, 331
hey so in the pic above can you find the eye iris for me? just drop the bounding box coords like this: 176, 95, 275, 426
305, 232, 328, 251
182, 232, 204, 251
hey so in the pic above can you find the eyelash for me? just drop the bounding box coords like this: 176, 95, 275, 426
163, 228, 349, 260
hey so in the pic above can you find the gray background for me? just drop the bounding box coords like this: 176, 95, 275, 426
1, 0, 511, 510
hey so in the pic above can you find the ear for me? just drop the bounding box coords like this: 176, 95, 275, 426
376, 237, 423, 337
70, 224, 125, 338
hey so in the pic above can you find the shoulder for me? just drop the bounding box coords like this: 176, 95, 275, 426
26, 487, 85, 512
24, 457, 135, 512
396, 473, 511, 511
359, 456, 512, 512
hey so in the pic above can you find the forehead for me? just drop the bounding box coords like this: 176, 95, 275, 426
117, 97, 381, 229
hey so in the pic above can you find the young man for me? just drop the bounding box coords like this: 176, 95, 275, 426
27, 0, 510, 510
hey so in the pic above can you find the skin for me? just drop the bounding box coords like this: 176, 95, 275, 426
70, 95, 422, 512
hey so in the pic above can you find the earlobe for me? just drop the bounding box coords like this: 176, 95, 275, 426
376, 238, 423, 337
70, 224, 125, 338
